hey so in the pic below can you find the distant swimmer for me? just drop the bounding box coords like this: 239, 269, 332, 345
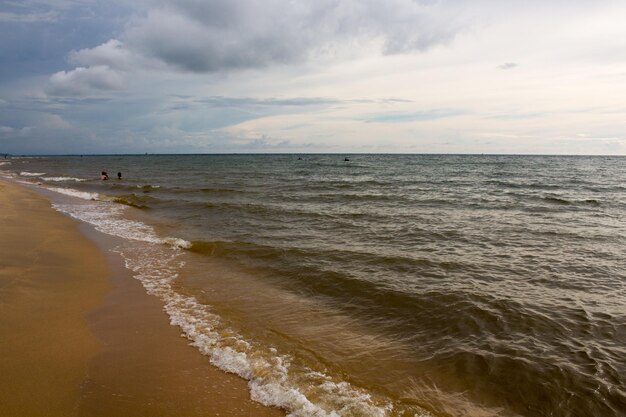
101, 171, 109, 180
344, 157, 350, 161
298, 157, 302, 160
117, 172, 122, 180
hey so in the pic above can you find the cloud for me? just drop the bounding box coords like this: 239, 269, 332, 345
118, 0, 470, 73
4, 0, 93, 9
69, 39, 137, 71
0, 10, 58, 22
363, 109, 465, 123
47, 65, 126, 96
37, 112, 74, 129
37, 0, 472, 97
497, 62, 518, 70
0, 112, 96, 154
168, 95, 414, 111
3, 113, 73, 135
0, 0, 96, 22
171, 95, 342, 109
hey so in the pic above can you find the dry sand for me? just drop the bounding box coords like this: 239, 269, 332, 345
0, 179, 283, 417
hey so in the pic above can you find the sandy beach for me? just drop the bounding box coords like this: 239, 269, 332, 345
0, 179, 283, 417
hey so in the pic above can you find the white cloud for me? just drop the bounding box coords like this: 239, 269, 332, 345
37, 112, 73, 129
0, 112, 98, 154
69, 40, 136, 70
47, 65, 126, 96
497, 62, 518, 70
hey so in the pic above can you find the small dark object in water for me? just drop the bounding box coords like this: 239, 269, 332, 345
117, 172, 122, 180
298, 157, 302, 160
344, 157, 350, 162
101, 171, 109, 180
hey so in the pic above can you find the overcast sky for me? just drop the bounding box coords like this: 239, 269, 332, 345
1, 0, 625, 154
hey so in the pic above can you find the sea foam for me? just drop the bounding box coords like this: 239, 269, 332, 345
52, 201, 190, 248
42, 176, 86, 182
123, 244, 392, 417
47, 187, 99, 201
49, 198, 395, 417
20, 171, 45, 176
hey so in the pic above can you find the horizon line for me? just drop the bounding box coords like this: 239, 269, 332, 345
2, 152, 625, 157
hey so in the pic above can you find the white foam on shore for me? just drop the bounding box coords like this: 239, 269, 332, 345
49, 196, 398, 417
52, 201, 190, 249
120, 242, 393, 417
20, 171, 45, 176
0, 161, 11, 166
42, 176, 86, 182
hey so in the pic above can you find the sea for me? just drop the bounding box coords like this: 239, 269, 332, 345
1, 154, 624, 417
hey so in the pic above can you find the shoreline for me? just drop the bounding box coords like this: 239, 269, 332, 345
0, 178, 283, 417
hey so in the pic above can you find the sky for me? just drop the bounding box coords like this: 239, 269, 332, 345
1, 0, 625, 155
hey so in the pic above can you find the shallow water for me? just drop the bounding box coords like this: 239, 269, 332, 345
3, 154, 625, 417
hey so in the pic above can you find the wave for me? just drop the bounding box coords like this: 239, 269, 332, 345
112, 196, 149, 209
42, 176, 86, 182
185, 240, 471, 303
188, 238, 460, 265
487, 180, 563, 190
20, 171, 45, 176
137, 184, 161, 192
47, 186, 99, 201
582, 199, 601, 206
189, 238, 626, 417
161, 186, 246, 195
51, 201, 190, 249
543, 196, 571, 205
542, 197, 601, 207
0, 170, 17, 178
165, 291, 394, 417
105, 183, 163, 193
100, 193, 157, 209
49, 199, 400, 416
199, 187, 241, 193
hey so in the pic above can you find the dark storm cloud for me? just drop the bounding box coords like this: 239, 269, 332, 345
121, 0, 469, 73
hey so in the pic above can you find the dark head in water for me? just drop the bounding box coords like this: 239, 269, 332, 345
117, 172, 122, 180
101, 171, 109, 180
344, 157, 350, 161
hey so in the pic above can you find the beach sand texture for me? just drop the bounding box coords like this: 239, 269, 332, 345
0, 179, 283, 417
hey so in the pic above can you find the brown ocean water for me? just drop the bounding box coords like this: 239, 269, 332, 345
2, 154, 625, 417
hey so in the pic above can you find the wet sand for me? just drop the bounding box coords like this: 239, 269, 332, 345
0, 179, 107, 416
0, 179, 283, 417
